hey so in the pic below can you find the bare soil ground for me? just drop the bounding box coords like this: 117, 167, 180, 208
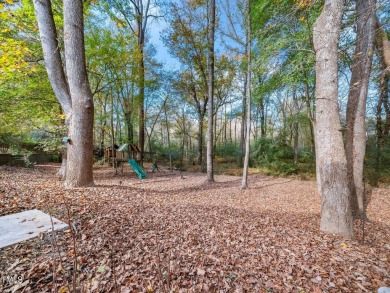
0, 164, 389, 292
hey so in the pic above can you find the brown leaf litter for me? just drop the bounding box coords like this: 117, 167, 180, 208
0, 164, 389, 292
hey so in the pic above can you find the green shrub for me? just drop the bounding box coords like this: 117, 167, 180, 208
215, 142, 239, 158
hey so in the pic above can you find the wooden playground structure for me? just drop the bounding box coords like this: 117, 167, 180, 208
104, 143, 157, 179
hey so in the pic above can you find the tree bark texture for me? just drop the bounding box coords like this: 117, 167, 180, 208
313, 0, 354, 238
33, 0, 72, 117
292, 87, 299, 165
163, 101, 173, 171
198, 114, 204, 165
375, 18, 390, 180
64, 0, 94, 187
377, 18, 390, 138
33, 0, 72, 180
138, 50, 145, 162
346, 0, 376, 218
241, 0, 251, 189
375, 73, 389, 178
376, 17, 390, 70
125, 111, 134, 144
238, 76, 247, 167
206, 0, 215, 182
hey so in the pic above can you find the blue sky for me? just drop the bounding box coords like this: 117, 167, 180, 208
147, 14, 179, 70
146, 0, 246, 72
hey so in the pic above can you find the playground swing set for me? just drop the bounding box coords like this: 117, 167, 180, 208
104, 143, 162, 179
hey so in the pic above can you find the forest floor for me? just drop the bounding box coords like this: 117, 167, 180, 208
0, 164, 389, 292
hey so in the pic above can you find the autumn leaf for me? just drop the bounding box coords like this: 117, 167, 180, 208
59, 286, 68, 293
97, 265, 105, 273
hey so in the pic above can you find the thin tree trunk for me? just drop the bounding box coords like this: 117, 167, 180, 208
241, 0, 251, 189
64, 0, 94, 187
292, 88, 299, 165
138, 52, 145, 164
260, 97, 266, 138
198, 115, 204, 165
346, 0, 376, 219
146, 101, 165, 153
375, 74, 388, 180
224, 104, 228, 145
239, 77, 247, 167
313, 0, 353, 238
229, 100, 233, 143
206, 0, 215, 182
163, 102, 172, 171
110, 92, 116, 170
304, 81, 321, 195
304, 81, 315, 155
125, 111, 133, 143
214, 112, 218, 155
100, 96, 107, 149
293, 122, 299, 165
234, 117, 237, 145
254, 104, 259, 142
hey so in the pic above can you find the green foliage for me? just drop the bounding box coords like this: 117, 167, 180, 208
365, 135, 390, 186
254, 137, 314, 176
256, 137, 292, 163
152, 139, 176, 160
215, 142, 239, 158
0, 0, 64, 151
251, 0, 320, 102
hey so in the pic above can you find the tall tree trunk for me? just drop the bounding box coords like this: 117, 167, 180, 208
214, 112, 218, 156
292, 87, 299, 165
198, 115, 204, 165
346, 0, 376, 219
260, 97, 266, 138
375, 17, 390, 178
32, 0, 72, 116
99, 96, 107, 153
138, 51, 145, 163
293, 121, 299, 165
110, 92, 116, 170
234, 117, 237, 144
125, 111, 133, 143
163, 102, 173, 171
239, 76, 247, 167
34, 0, 94, 187
375, 74, 388, 178
33, 0, 72, 180
229, 100, 233, 143
206, 0, 215, 182
64, 0, 94, 187
304, 81, 321, 195
241, 0, 251, 189
313, 0, 353, 237
224, 104, 227, 145
304, 81, 315, 155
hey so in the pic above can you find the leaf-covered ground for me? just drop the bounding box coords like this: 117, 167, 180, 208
0, 164, 389, 292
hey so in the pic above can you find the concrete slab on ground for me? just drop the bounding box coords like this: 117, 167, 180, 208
0, 209, 68, 249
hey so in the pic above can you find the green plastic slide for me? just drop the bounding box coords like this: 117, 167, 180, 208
128, 159, 147, 179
